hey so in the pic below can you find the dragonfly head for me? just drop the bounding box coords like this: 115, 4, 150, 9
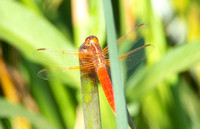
85, 35, 99, 46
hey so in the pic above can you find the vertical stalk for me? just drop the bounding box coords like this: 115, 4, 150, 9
79, 47, 101, 129
127, 109, 136, 129
80, 71, 102, 129
102, 0, 133, 129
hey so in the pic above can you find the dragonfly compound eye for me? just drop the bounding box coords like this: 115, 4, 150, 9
85, 35, 99, 45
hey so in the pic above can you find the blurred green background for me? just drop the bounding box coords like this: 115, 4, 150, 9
0, 0, 200, 129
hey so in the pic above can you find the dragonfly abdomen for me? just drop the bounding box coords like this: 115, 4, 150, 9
97, 66, 115, 112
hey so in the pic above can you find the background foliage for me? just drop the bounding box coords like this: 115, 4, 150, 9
0, 0, 200, 129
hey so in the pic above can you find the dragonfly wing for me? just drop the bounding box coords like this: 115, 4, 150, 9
37, 64, 95, 82
33, 48, 80, 67
34, 48, 79, 56
37, 66, 80, 81
103, 24, 147, 57
106, 44, 154, 70
34, 48, 96, 82
119, 44, 154, 70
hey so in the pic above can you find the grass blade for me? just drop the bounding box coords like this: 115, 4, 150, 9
0, 98, 56, 129
102, 0, 129, 128
0, 0, 79, 86
79, 46, 101, 129
126, 40, 200, 100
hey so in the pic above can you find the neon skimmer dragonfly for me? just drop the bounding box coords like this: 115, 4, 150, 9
35, 24, 152, 112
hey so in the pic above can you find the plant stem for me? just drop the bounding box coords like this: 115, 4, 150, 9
79, 44, 102, 129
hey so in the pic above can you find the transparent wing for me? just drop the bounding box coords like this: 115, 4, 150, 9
33, 48, 80, 67
103, 24, 147, 57
106, 44, 154, 70
37, 66, 80, 81
37, 63, 95, 81
34, 48, 96, 81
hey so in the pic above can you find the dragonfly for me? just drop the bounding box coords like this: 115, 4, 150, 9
35, 24, 153, 112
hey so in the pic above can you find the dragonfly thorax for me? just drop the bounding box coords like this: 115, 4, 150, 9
79, 35, 107, 72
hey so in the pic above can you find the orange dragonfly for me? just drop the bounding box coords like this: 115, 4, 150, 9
34, 24, 153, 112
